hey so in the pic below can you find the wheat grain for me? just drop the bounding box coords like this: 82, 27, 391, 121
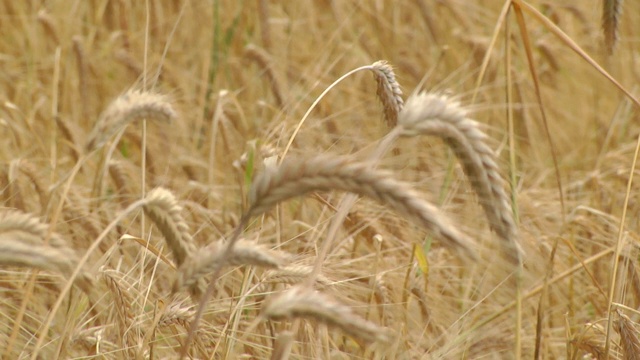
247, 154, 477, 260
86, 90, 177, 151
261, 286, 392, 343
371, 61, 404, 127
398, 92, 520, 263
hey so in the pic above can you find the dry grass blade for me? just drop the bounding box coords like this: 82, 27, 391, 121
173, 239, 286, 293
86, 90, 177, 151
615, 311, 640, 360
261, 286, 392, 343
371, 60, 404, 127
602, 0, 623, 54
398, 92, 520, 263
248, 154, 477, 260
143, 187, 197, 267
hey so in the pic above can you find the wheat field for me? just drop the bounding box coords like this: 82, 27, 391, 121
1, 1, 640, 359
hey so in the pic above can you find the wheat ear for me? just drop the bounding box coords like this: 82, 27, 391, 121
371, 60, 404, 127
143, 188, 197, 266
173, 239, 286, 293
245, 43, 285, 107
261, 286, 392, 343
143, 188, 206, 299
248, 154, 476, 260
86, 90, 177, 151
602, 0, 622, 55
615, 311, 640, 360
0, 210, 91, 290
398, 92, 521, 264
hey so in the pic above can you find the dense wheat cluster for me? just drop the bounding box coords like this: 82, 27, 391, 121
2, 1, 640, 359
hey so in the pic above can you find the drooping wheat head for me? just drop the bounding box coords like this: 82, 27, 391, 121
398, 92, 521, 264
246, 154, 477, 260
86, 90, 177, 151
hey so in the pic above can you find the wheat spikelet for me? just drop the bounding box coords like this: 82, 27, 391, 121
261, 286, 392, 343
143, 187, 196, 267
371, 61, 403, 127
615, 312, 640, 360
398, 92, 520, 263
173, 239, 286, 293
248, 154, 476, 260
602, 0, 623, 55
86, 90, 177, 151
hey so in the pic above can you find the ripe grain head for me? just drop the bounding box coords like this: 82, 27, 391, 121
399, 92, 521, 264
261, 285, 392, 343
86, 90, 177, 151
247, 154, 477, 260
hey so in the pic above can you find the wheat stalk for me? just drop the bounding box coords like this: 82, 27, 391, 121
173, 239, 286, 293
247, 154, 476, 260
86, 90, 177, 151
261, 286, 392, 343
398, 92, 521, 263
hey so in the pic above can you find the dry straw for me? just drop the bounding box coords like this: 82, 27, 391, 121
173, 239, 286, 293
86, 90, 177, 151
261, 286, 392, 343
247, 154, 477, 260
398, 92, 521, 263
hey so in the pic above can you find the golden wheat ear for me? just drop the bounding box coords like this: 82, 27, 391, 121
86, 90, 177, 151
398, 92, 521, 264
261, 286, 392, 343
173, 239, 287, 293
143, 187, 205, 298
615, 311, 640, 359
371, 60, 404, 127
247, 154, 477, 260
0, 210, 93, 291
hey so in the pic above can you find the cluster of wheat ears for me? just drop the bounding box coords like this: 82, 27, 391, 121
3, 0, 640, 359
